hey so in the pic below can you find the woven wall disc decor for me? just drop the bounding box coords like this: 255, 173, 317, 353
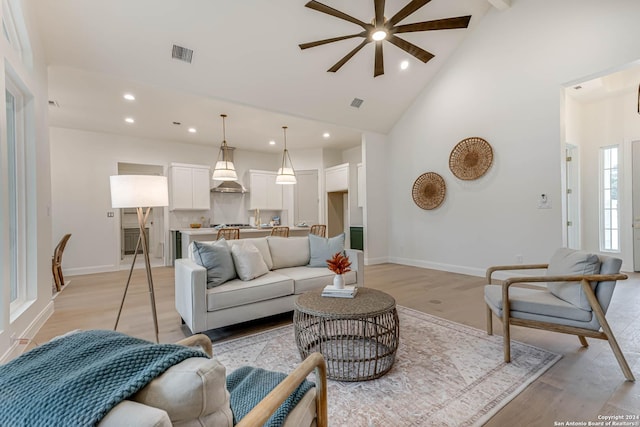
449, 137, 493, 180
412, 172, 446, 210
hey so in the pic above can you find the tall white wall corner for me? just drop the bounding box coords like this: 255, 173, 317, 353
488, 0, 511, 10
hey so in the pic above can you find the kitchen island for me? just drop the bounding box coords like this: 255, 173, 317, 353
178, 227, 311, 261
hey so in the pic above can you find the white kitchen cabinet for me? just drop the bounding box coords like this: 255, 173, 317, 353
169, 163, 211, 211
357, 163, 365, 208
294, 170, 319, 225
325, 163, 349, 192
249, 170, 282, 210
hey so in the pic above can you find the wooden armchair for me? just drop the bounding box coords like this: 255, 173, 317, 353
270, 226, 289, 237
217, 228, 240, 240
52, 233, 72, 292
177, 334, 327, 427
485, 248, 634, 381
309, 224, 326, 238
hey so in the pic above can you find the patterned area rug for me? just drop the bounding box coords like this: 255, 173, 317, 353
213, 306, 560, 427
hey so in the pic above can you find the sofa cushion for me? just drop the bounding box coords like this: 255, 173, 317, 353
267, 236, 310, 269
546, 248, 601, 311
278, 266, 357, 294
308, 233, 345, 268
191, 240, 236, 288
133, 357, 233, 426
207, 271, 294, 311
231, 242, 269, 281
227, 237, 273, 270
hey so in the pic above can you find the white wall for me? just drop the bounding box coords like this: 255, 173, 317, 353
0, 0, 52, 360
362, 132, 389, 264
386, 0, 640, 276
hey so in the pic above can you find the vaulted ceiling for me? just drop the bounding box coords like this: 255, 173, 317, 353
34, 0, 494, 151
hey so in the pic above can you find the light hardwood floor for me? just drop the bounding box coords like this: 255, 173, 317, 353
32, 263, 640, 425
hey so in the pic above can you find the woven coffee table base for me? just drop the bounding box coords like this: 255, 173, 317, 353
294, 309, 399, 381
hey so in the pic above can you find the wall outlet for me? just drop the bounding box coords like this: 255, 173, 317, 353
107, 211, 115, 217
516, 254, 523, 264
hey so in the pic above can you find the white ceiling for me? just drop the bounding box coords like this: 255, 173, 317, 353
566, 66, 640, 104
34, 0, 493, 152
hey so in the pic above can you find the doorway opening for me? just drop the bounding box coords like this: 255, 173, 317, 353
117, 162, 165, 270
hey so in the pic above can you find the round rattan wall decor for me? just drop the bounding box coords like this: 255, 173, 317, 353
449, 137, 493, 180
412, 172, 446, 210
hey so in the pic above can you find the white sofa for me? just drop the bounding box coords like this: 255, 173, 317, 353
175, 236, 364, 334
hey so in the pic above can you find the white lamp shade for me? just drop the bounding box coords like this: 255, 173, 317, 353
110, 175, 169, 208
212, 160, 238, 181
276, 168, 297, 185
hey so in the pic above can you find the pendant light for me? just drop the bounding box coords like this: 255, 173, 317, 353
212, 114, 237, 181
276, 126, 296, 185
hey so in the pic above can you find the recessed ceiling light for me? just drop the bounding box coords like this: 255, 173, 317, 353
323, 132, 330, 138
125, 117, 135, 124
188, 127, 197, 133
269, 140, 276, 145
123, 93, 135, 101
172, 121, 181, 125
400, 60, 409, 70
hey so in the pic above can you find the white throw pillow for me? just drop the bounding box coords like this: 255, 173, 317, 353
227, 237, 273, 270
230, 242, 269, 281
267, 236, 310, 269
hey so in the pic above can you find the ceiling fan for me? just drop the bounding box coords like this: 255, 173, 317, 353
299, 0, 472, 77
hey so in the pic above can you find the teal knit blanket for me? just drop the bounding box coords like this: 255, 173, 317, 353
0, 330, 208, 427
226, 366, 314, 427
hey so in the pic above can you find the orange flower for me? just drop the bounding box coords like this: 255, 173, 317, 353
326, 252, 351, 275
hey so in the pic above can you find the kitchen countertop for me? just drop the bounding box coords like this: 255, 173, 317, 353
179, 226, 310, 236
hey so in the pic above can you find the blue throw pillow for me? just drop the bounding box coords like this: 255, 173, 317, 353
308, 233, 345, 268
192, 239, 236, 288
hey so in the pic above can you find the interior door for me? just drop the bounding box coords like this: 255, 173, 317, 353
566, 145, 580, 249
632, 141, 640, 271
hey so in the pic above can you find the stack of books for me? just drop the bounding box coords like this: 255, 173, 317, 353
321, 285, 358, 298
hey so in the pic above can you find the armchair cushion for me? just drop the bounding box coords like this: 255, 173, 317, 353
546, 248, 601, 311
133, 357, 232, 425
192, 240, 237, 288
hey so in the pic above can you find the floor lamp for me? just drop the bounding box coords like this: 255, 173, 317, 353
110, 175, 168, 343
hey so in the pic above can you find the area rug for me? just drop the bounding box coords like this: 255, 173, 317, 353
212, 306, 560, 427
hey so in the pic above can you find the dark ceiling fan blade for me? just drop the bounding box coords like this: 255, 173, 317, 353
388, 0, 432, 26
374, 41, 384, 77
394, 16, 471, 33
328, 39, 369, 72
387, 35, 434, 63
305, 1, 371, 29
374, 0, 385, 26
299, 33, 365, 50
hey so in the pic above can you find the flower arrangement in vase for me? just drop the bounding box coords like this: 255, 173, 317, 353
327, 252, 351, 289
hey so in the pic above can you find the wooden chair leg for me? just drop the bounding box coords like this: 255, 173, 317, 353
502, 317, 511, 363
486, 305, 493, 335
578, 335, 588, 347
581, 280, 635, 382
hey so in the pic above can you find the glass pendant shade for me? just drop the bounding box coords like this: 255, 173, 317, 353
276, 126, 296, 185
212, 114, 238, 181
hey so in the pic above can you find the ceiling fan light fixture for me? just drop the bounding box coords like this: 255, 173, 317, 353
212, 114, 238, 182
276, 126, 297, 185
372, 29, 387, 41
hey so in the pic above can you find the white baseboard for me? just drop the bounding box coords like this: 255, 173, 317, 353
364, 256, 389, 266
388, 256, 486, 278
66, 264, 118, 276
0, 301, 54, 363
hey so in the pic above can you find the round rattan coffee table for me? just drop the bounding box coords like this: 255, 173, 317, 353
294, 288, 399, 381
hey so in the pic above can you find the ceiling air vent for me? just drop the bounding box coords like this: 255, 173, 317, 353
172, 44, 193, 63
48, 100, 59, 107
350, 98, 364, 108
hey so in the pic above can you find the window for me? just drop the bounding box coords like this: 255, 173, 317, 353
5, 79, 27, 310
600, 145, 619, 252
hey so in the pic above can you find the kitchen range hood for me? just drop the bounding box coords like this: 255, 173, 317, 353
210, 147, 248, 193
211, 180, 247, 193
